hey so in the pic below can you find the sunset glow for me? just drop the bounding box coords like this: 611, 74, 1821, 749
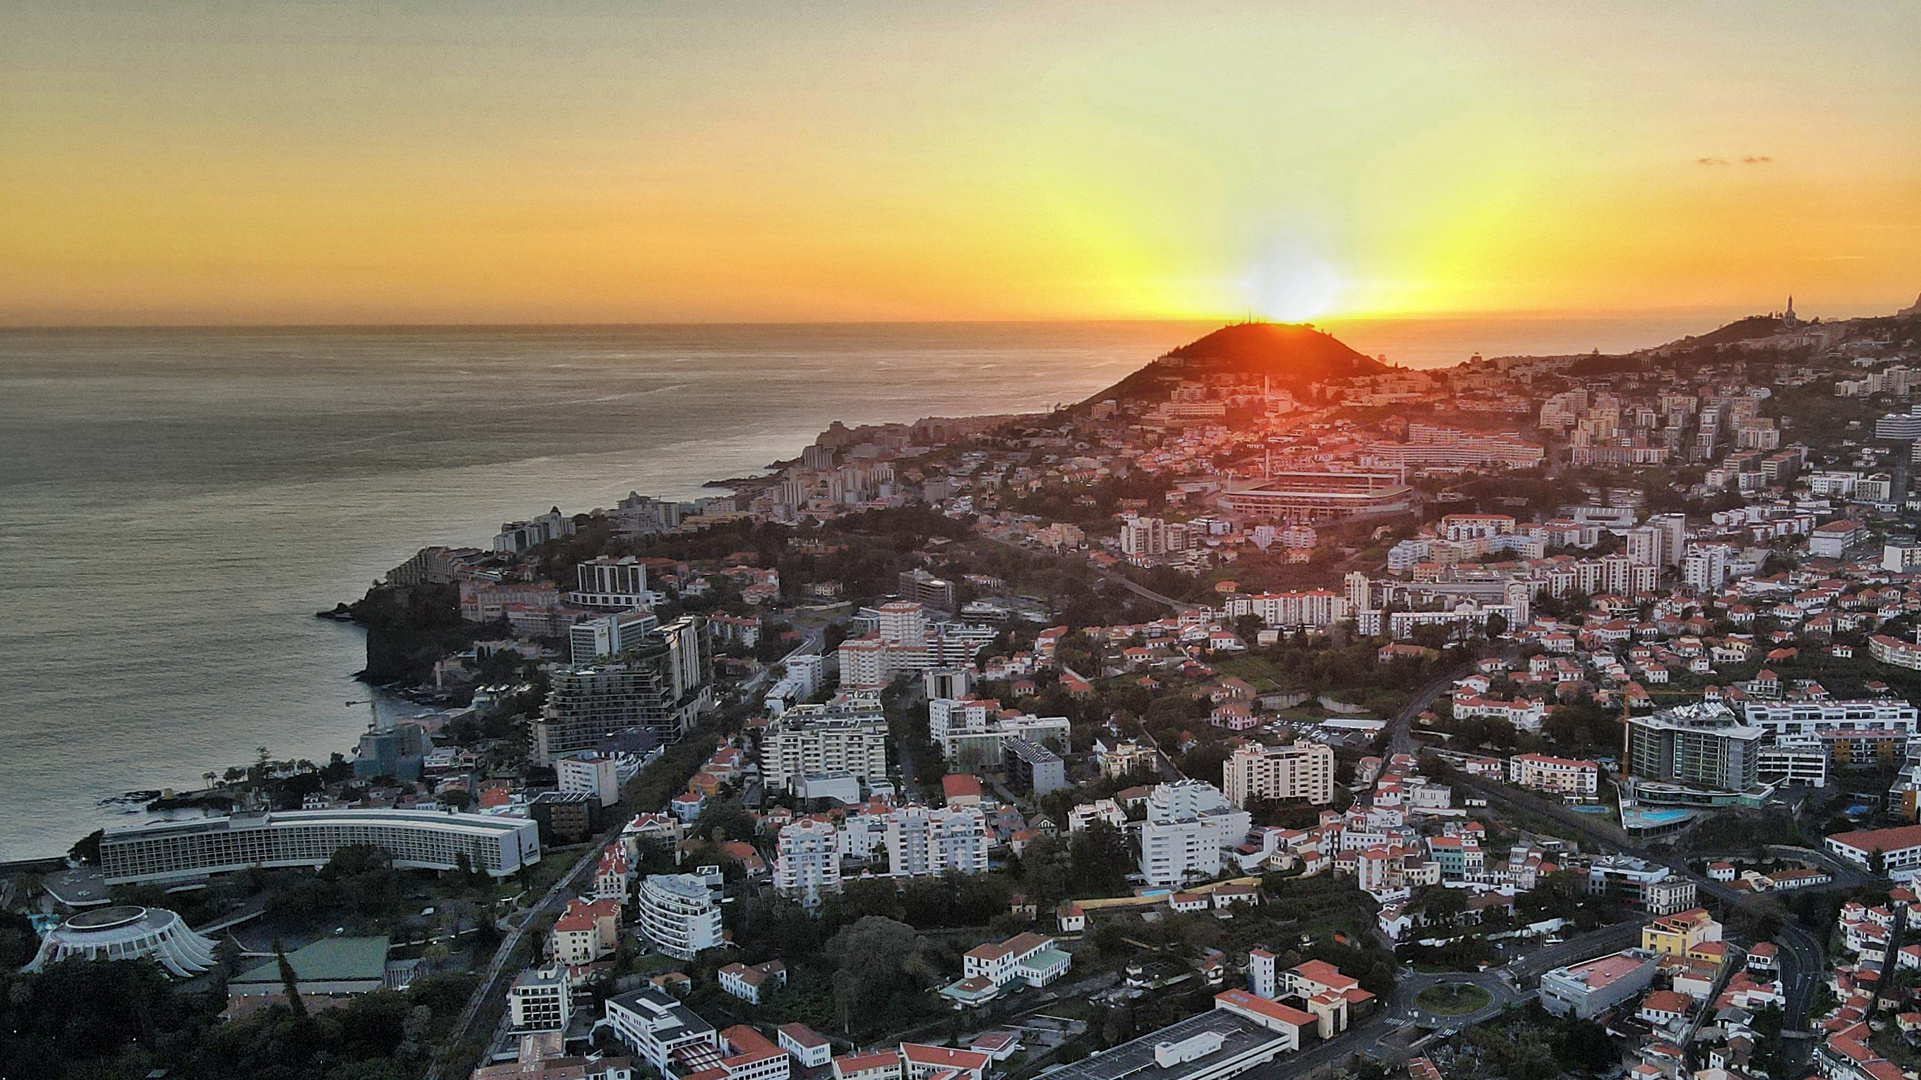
1, 1, 1916, 325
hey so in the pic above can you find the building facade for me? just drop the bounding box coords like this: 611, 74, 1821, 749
1221, 742, 1336, 808
99, 809, 541, 885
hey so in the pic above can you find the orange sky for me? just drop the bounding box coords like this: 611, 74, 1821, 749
1, 2, 1917, 326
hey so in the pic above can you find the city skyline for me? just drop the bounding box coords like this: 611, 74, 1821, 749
3, 1, 1917, 326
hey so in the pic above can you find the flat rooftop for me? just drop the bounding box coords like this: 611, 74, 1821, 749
1563, 951, 1652, 989
1039, 1008, 1286, 1080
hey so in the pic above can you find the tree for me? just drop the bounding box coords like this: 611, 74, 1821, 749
1068, 822, 1135, 895
276, 942, 307, 1017
822, 916, 933, 1035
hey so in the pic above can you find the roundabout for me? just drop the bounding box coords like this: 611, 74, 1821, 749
1415, 983, 1492, 1016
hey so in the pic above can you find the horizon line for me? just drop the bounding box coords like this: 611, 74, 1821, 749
0, 305, 1856, 334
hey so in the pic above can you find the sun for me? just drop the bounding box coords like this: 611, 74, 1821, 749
1246, 244, 1341, 322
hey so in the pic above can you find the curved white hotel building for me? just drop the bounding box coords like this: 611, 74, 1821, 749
99, 808, 542, 885
636, 873, 724, 960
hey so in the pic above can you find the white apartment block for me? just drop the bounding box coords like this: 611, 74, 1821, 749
774, 819, 843, 905
509, 965, 573, 1032
1682, 545, 1733, 592
570, 555, 654, 610
1119, 516, 1189, 559
1140, 816, 1224, 887
1138, 781, 1252, 887
557, 751, 623, 807
1223, 591, 1353, 631
1506, 753, 1600, 797
636, 873, 724, 960
1742, 699, 1919, 743
875, 601, 928, 646
837, 637, 890, 688
927, 699, 1071, 764
886, 805, 990, 876
1222, 741, 1336, 808
759, 694, 891, 792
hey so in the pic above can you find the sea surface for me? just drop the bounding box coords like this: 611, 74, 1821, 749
0, 316, 1711, 860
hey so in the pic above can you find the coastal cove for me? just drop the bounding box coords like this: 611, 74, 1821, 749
0, 323, 1200, 860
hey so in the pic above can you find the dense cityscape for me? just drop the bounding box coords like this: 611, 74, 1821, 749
9, 301, 1921, 1080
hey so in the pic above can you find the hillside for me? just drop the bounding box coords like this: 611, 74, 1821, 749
1086, 321, 1390, 405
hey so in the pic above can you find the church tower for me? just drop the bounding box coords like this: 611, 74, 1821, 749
1782, 295, 1798, 330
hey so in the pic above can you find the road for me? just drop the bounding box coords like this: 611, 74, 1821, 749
1385, 662, 1478, 758
426, 836, 611, 1080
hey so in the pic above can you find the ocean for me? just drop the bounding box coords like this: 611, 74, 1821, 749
0, 316, 1709, 860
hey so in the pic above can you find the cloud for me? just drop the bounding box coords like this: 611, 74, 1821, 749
1742, 155, 1771, 164
1696, 157, 1729, 166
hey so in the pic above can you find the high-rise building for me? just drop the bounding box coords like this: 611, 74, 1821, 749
570, 555, 652, 609
875, 601, 928, 647
885, 805, 989, 877
1625, 702, 1764, 794
537, 617, 712, 763
569, 608, 660, 665
1682, 545, 1732, 593
636, 873, 724, 959
897, 569, 956, 612
759, 692, 890, 793
774, 819, 842, 906
1138, 781, 1252, 887
1647, 513, 1687, 568
1118, 516, 1189, 559
1221, 742, 1335, 808
1344, 571, 1371, 612
1626, 526, 1663, 568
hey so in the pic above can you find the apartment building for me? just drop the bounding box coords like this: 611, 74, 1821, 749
774, 819, 842, 906
1138, 782, 1252, 887
1505, 753, 1600, 797
509, 965, 573, 1032
759, 695, 891, 793
537, 617, 712, 763
885, 805, 990, 877
636, 873, 724, 960
1221, 741, 1335, 808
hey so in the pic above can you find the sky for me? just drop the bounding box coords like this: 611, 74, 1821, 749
1, 1, 1917, 326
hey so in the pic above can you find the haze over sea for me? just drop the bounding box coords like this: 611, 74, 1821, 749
0, 315, 1715, 859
